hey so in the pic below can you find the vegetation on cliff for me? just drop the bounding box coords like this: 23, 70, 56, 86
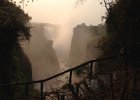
0, 1, 32, 99
97, 0, 140, 73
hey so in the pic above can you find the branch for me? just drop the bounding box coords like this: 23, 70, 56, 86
103, 0, 109, 13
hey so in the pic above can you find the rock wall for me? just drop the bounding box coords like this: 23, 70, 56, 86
21, 23, 60, 82
67, 23, 106, 67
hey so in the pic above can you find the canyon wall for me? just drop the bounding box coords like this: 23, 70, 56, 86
22, 23, 60, 82
67, 23, 106, 67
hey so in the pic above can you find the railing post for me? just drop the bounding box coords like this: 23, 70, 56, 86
89, 62, 93, 81
69, 70, 72, 86
40, 81, 44, 100
25, 83, 29, 96
60, 92, 65, 100
109, 73, 114, 100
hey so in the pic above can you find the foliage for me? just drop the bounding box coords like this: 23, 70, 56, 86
0, 0, 31, 82
0, 1, 31, 43
97, 0, 140, 73
0, 1, 32, 99
106, 0, 140, 51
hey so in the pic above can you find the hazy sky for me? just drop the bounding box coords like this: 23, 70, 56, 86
15, 0, 106, 60
16, 0, 106, 26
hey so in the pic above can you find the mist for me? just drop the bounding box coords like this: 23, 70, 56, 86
2, 0, 139, 98
15, 0, 106, 65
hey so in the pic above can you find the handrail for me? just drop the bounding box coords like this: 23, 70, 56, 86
0, 54, 127, 100
0, 54, 126, 87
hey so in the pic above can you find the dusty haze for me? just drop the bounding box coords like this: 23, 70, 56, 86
15, 0, 105, 48
15, 0, 106, 66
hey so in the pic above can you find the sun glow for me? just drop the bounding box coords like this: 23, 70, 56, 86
14, 0, 106, 62
15, 0, 106, 25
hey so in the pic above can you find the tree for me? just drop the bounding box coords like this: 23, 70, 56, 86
0, 1, 31, 99
97, 0, 140, 73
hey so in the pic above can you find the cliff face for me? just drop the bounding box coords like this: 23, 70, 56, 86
21, 23, 60, 81
67, 23, 106, 67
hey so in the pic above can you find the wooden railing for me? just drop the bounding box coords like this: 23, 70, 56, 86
0, 54, 127, 100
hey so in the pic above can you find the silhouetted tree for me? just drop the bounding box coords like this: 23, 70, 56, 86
97, 0, 140, 71
0, 1, 31, 99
